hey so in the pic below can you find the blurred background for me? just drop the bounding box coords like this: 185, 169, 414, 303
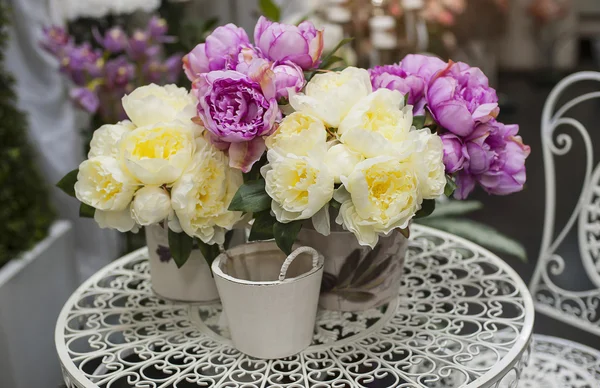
1, 0, 600, 386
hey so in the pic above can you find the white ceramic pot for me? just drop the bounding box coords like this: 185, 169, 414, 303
296, 225, 408, 312
212, 243, 324, 359
145, 224, 219, 303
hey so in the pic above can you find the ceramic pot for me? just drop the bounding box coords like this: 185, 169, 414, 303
212, 243, 324, 359
296, 225, 408, 312
145, 224, 219, 303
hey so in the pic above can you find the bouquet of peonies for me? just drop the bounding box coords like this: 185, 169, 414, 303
57, 15, 529, 266
42, 17, 182, 125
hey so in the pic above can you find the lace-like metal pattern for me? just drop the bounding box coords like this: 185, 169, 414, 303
529, 71, 600, 336
56, 225, 533, 388
520, 335, 600, 388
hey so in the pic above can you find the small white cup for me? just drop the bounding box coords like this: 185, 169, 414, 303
212, 243, 324, 359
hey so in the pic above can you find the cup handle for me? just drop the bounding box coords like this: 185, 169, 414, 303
278, 247, 321, 281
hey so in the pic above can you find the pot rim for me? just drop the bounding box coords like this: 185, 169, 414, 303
212, 241, 324, 287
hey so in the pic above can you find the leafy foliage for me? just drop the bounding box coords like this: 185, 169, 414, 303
417, 217, 527, 261
0, 3, 55, 266
168, 229, 194, 268
273, 220, 302, 255
228, 179, 271, 213
415, 199, 528, 261
259, 0, 281, 22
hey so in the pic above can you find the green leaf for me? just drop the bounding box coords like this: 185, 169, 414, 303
249, 210, 276, 241
197, 239, 221, 270
417, 218, 527, 261
412, 115, 426, 129
415, 199, 436, 219
56, 169, 78, 197
319, 55, 344, 70
228, 179, 271, 213
259, 0, 281, 21
444, 175, 457, 197
330, 200, 341, 210
429, 200, 483, 218
168, 229, 194, 268
399, 227, 410, 239
224, 230, 235, 250
243, 154, 267, 182
403, 92, 410, 106
79, 203, 95, 218
319, 37, 353, 69
273, 220, 302, 255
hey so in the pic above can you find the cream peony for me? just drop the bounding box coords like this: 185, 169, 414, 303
130, 186, 172, 226
265, 112, 327, 156
338, 88, 414, 158
95, 207, 139, 233
122, 84, 198, 128
411, 130, 446, 199
261, 149, 334, 223
171, 138, 243, 245
88, 120, 135, 158
325, 143, 363, 184
334, 156, 420, 247
289, 67, 372, 128
75, 156, 138, 211
119, 121, 196, 185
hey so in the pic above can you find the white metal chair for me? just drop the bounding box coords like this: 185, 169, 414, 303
524, 72, 600, 387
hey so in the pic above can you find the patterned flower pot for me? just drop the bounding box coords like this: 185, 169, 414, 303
296, 226, 407, 312
145, 224, 219, 303
213, 243, 324, 359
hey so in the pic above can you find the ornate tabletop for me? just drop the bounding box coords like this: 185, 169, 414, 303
56, 225, 534, 388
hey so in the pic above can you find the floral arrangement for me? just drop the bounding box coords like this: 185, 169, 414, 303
57, 14, 529, 267
41, 17, 182, 125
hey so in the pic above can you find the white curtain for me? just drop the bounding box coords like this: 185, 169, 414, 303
5, 0, 121, 282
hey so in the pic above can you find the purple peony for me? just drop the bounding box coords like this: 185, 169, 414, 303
427, 61, 499, 137
440, 133, 465, 174
254, 16, 323, 70
192, 58, 280, 172
271, 61, 305, 99
453, 120, 530, 199
183, 24, 250, 81
370, 54, 446, 115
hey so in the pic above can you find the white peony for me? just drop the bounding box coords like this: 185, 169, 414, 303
88, 120, 135, 159
265, 112, 327, 156
95, 207, 139, 233
171, 138, 243, 245
119, 121, 196, 185
75, 156, 138, 211
130, 186, 172, 226
289, 67, 372, 128
325, 142, 363, 184
334, 156, 420, 248
338, 88, 414, 158
410, 130, 447, 199
122, 84, 198, 128
261, 150, 334, 223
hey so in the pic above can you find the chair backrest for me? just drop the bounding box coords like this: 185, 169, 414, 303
530, 71, 600, 335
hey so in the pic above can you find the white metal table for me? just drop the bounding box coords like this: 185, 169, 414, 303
56, 225, 534, 388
